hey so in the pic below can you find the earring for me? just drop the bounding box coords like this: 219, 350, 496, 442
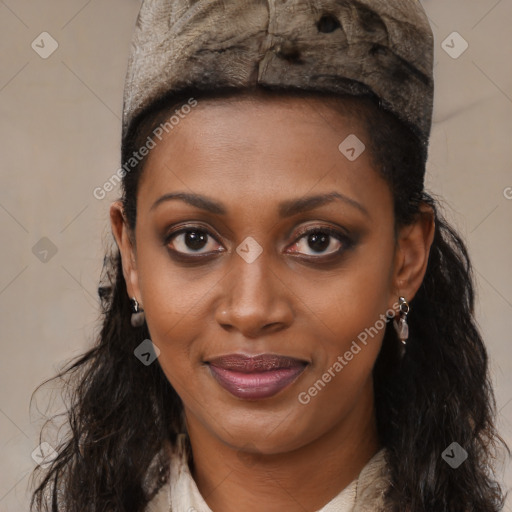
131, 297, 145, 327
393, 296, 409, 345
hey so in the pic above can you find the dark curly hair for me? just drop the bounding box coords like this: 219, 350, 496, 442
29, 85, 510, 512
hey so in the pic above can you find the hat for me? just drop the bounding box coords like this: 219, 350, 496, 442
122, 0, 434, 147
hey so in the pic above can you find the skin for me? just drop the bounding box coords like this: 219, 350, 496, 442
110, 92, 435, 512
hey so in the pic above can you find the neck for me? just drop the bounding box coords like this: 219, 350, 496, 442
184, 380, 381, 512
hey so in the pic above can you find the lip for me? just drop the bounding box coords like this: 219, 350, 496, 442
206, 354, 308, 400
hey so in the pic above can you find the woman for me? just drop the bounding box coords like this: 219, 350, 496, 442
30, 0, 508, 511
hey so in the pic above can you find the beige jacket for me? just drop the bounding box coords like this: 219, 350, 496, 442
144, 434, 390, 512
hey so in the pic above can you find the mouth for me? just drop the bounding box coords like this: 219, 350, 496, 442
205, 353, 308, 400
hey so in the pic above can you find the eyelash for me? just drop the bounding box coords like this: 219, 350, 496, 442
163, 224, 354, 262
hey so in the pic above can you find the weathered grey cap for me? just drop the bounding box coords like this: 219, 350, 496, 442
122, 0, 434, 146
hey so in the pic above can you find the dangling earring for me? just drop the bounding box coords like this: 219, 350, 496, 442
393, 296, 409, 346
131, 297, 145, 327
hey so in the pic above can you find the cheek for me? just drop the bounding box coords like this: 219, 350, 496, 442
136, 231, 221, 331
302, 240, 394, 357
135, 250, 215, 384
292, 237, 394, 403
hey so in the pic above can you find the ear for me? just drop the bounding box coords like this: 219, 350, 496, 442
110, 200, 142, 304
389, 203, 435, 308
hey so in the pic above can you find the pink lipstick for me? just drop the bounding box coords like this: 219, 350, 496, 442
206, 354, 307, 400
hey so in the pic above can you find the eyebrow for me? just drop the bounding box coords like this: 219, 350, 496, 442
150, 191, 370, 218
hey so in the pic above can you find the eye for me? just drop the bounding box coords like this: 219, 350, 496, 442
287, 226, 352, 257
165, 226, 223, 256
164, 224, 354, 260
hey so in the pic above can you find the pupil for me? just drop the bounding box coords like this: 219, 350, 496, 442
185, 231, 207, 251
308, 232, 329, 252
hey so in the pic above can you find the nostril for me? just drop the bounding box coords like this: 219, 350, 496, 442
317, 14, 341, 33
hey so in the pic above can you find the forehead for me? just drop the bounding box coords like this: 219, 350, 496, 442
136, 93, 391, 221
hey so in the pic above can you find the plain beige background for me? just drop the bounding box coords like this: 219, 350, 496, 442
1, 0, 511, 510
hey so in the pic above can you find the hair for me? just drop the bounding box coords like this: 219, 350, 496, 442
30, 85, 509, 512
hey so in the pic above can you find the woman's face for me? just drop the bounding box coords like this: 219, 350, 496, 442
113, 94, 417, 455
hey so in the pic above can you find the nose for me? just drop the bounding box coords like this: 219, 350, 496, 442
215, 250, 294, 338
